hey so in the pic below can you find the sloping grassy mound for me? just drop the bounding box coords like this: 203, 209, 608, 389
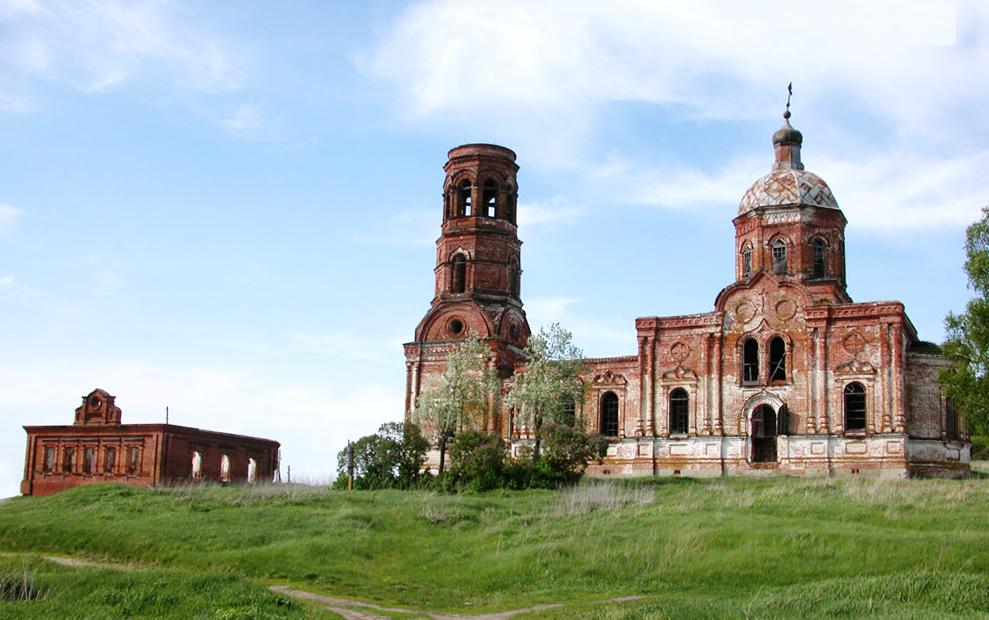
1, 477, 988, 617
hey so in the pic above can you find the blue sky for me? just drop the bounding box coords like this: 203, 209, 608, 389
1, 0, 986, 496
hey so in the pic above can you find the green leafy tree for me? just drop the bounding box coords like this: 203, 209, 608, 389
413, 333, 498, 475
505, 323, 586, 458
941, 206, 989, 432
334, 422, 429, 490
447, 430, 507, 491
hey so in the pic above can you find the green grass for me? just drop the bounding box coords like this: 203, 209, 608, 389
1, 474, 988, 618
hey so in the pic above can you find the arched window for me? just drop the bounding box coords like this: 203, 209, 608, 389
506, 191, 517, 223
127, 446, 140, 475
247, 458, 258, 484
812, 238, 827, 277
451, 254, 467, 294
63, 447, 74, 474
191, 451, 203, 480
84, 447, 95, 474
742, 244, 752, 277
669, 388, 689, 435
600, 392, 619, 437
457, 180, 472, 217
561, 397, 576, 427
771, 238, 788, 274
844, 383, 867, 432
220, 454, 231, 482
742, 338, 759, 385
482, 179, 498, 217
43, 447, 55, 473
769, 336, 787, 382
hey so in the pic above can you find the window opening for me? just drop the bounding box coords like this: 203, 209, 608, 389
751, 405, 778, 463
561, 398, 576, 427
248, 458, 258, 484
63, 447, 74, 474
457, 180, 472, 217
844, 383, 867, 432
812, 238, 827, 277
743, 338, 759, 384
220, 454, 231, 482
742, 245, 752, 276
43, 447, 55, 473
510, 261, 520, 297
600, 392, 619, 437
769, 337, 787, 382
451, 254, 467, 294
482, 179, 498, 217
191, 451, 203, 480
771, 238, 787, 274
104, 447, 116, 474
84, 447, 95, 474
127, 446, 139, 475
669, 389, 689, 435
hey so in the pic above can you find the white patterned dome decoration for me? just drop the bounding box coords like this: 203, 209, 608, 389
738, 168, 839, 214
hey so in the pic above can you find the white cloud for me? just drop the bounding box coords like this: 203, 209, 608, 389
524, 296, 634, 357
0, 276, 15, 287
517, 197, 587, 228
0, 204, 18, 234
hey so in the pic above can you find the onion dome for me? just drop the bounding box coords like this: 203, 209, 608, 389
738, 110, 839, 214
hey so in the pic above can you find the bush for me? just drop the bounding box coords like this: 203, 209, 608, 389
333, 422, 429, 490
540, 423, 608, 483
447, 431, 507, 491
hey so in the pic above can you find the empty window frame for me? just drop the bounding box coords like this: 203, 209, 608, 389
451, 254, 467, 294
769, 336, 787, 382
771, 238, 788, 274
812, 238, 827, 277
191, 451, 203, 480
63, 447, 74, 474
220, 454, 231, 482
104, 447, 116, 474
247, 458, 258, 484
844, 382, 867, 432
482, 179, 498, 217
42, 447, 56, 473
600, 392, 619, 437
127, 446, 140, 475
742, 244, 753, 276
669, 388, 689, 435
742, 338, 759, 385
83, 447, 95, 474
509, 261, 520, 297
457, 180, 472, 217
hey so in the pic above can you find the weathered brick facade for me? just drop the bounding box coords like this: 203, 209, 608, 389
406, 118, 971, 478
21, 388, 280, 496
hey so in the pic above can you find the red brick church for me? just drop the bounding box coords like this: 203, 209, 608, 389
405, 113, 970, 478
21, 388, 279, 496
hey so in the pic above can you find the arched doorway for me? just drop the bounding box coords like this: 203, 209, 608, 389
751, 404, 777, 463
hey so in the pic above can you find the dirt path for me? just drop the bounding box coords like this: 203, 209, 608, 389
30, 553, 643, 619
270, 585, 643, 620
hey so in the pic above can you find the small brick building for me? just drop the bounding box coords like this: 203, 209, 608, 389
405, 114, 971, 478
21, 388, 279, 496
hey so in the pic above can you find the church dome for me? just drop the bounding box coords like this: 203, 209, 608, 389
738, 168, 838, 214
738, 112, 839, 215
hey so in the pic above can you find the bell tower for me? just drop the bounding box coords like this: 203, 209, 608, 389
404, 144, 531, 430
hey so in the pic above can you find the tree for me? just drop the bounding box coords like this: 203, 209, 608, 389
505, 323, 586, 458
413, 333, 498, 475
334, 422, 429, 490
941, 206, 989, 432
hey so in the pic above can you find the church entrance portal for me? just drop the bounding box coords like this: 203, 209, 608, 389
752, 405, 777, 463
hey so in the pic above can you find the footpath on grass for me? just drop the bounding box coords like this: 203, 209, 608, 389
37, 553, 643, 620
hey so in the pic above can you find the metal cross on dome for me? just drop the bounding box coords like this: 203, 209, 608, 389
785, 82, 793, 119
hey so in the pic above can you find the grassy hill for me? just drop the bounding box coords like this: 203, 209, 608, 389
1, 475, 989, 618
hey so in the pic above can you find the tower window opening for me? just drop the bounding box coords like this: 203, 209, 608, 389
742, 244, 752, 276
451, 254, 467, 294
510, 261, 520, 297
844, 382, 867, 432
771, 238, 788, 274
457, 180, 472, 217
669, 388, 689, 435
482, 179, 498, 218
600, 392, 619, 437
813, 238, 827, 277
769, 336, 787, 382
507, 192, 517, 223
742, 338, 759, 385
